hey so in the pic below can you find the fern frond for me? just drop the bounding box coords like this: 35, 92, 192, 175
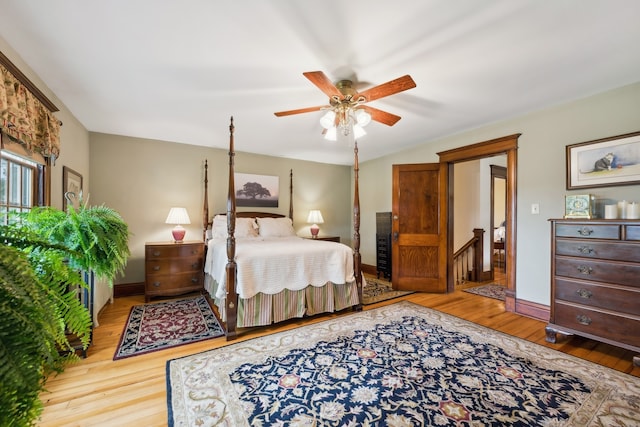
0, 245, 65, 425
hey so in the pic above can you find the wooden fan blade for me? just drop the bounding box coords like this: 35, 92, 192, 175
303, 71, 343, 100
357, 75, 416, 103
360, 105, 402, 126
274, 105, 327, 117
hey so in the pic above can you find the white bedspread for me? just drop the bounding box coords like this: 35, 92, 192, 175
205, 236, 355, 300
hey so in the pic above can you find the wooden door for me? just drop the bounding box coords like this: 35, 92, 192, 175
391, 163, 447, 292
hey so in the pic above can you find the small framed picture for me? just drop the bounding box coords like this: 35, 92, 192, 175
63, 166, 83, 211
566, 131, 640, 189
564, 194, 595, 219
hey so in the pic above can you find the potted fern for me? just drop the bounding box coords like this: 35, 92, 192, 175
0, 198, 130, 426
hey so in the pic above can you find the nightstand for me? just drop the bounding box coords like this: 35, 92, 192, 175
144, 241, 204, 302
303, 236, 340, 243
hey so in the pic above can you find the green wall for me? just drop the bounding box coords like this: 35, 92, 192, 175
89, 133, 351, 284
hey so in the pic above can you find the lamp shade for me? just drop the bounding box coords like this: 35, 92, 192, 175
165, 207, 191, 225
355, 109, 371, 126
165, 207, 191, 243
307, 210, 324, 224
353, 124, 367, 139
319, 110, 336, 129
324, 126, 337, 141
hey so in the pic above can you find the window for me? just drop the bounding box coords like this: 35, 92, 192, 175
0, 151, 43, 224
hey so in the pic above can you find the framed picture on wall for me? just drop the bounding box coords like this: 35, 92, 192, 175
234, 172, 279, 208
566, 130, 640, 189
63, 166, 83, 211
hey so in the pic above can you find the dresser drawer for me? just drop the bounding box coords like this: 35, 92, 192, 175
626, 225, 640, 241
555, 256, 640, 287
554, 278, 640, 316
145, 272, 204, 291
145, 243, 203, 259
555, 223, 619, 240
555, 238, 640, 263
554, 302, 640, 349
146, 257, 203, 275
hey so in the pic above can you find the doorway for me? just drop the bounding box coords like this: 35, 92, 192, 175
438, 134, 519, 313
491, 164, 506, 281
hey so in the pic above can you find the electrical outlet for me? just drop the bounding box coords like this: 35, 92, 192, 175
531, 203, 540, 215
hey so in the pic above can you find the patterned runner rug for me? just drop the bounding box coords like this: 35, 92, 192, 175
167, 301, 640, 426
463, 283, 506, 301
114, 295, 223, 360
362, 277, 414, 304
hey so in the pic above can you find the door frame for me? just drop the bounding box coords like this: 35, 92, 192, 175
438, 134, 519, 312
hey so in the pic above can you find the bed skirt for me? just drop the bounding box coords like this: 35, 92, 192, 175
204, 274, 360, 328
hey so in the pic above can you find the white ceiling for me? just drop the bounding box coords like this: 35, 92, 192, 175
1, 1, 640, 165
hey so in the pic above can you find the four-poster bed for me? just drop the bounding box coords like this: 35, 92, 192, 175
202, 117, 363, 340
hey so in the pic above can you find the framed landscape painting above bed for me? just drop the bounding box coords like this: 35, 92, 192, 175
234, 172, 279, 207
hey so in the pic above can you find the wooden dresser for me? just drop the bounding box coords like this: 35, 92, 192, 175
546, 219, 640, 366
144, 241, 204, 302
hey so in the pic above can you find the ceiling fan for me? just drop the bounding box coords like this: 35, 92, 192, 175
274, 71, 416, 139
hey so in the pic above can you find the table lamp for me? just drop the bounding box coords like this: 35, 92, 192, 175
307, 210, 324, 238
165, 207, 191, 243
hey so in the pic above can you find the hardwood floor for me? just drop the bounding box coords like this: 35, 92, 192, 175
38, 279, 640, 426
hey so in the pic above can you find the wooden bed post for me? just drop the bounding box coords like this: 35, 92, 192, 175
203, 159, 209, 242
289, 169, 294, 221
353, 142, 363, 310
225, 117, 238, 340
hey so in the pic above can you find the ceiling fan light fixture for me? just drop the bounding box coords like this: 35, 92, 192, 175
324, 126, 337, 141
274, 71, 416, 137
355, 109, 371, 127
353, 124, 367, 139
323, 106, 368, 140
319, 110, 336, 129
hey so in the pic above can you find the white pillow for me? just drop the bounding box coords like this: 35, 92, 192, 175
257, 217, 296, 237
212, 215, 258, 238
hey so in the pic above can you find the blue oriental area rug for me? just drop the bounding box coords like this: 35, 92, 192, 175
166, 301, 640, 426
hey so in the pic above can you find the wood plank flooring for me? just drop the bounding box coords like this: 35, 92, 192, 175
38, 278, 640, 426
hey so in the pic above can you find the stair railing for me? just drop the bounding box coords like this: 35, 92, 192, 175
453, 228, 484, 285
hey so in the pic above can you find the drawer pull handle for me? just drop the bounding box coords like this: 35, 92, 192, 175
576, 314, 592, 326
191, 277, 199, 283
576, 289, 592, 299
577, 227, 593, 236
191, 263, 199, 268
153, 282, 161, 287
577, 246, 594, 254
576, 265, 593, 275
153, 266, 160, 271
153, 251, 161, 257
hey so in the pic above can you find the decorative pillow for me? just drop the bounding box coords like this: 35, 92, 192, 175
257, 217, 296, 237
212, 215, 258, 238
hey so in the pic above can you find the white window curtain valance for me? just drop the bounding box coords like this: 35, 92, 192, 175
0, 64, 60, 160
